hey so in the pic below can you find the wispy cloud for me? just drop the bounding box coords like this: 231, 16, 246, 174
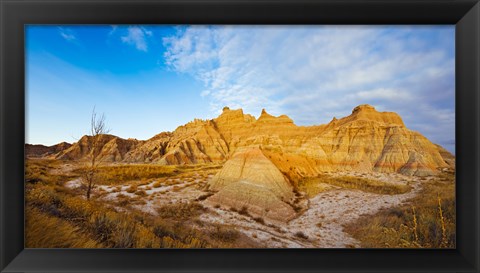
58, 27, 77, 42
163, 25, 455, 152
121, 26, 153, 52
108, 25, 118, 36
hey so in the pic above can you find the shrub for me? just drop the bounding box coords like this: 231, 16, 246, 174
135, 190, 147, 197
238, 206, 250, 216
294, 231, 308, 239
156, 202, 207, 220
253, 217, 265, 225
209, 226, 239, 243
126, 185, 137, 193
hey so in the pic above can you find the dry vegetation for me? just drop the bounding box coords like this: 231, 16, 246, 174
25, 158, 455, 249
25, 159, 246, 248
299, 174, 411, 197
71, 163, 222, 186
344, 170, 455, 248
84, 164, 178, 185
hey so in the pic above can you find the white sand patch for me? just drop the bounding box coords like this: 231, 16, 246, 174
286, 174, 421, 248
198, 172, 422, 248
64, 178, 82, 189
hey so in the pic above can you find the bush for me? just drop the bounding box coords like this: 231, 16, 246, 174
156, 202, 207, 220
126, 185, 137, 193
253, 217, 265, 225
294, 231, 308, 239
209, 226, 240, 243
238, 206, 250, 216
135, 190, 147, 196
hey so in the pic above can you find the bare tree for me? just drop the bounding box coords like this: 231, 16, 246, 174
82, 107, 109, 200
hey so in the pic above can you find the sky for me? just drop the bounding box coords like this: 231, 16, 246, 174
26, 25, 455, 153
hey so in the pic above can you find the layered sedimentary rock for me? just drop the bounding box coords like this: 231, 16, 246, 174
25, 142, 72, 157
42, 104, 453, 177
55, 135, 142, 162
206, 146, 296, 222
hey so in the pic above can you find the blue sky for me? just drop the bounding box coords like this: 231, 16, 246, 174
26, 25, 455, 153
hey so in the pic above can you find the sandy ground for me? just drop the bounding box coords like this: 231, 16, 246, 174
63, 169, 424, 248
65, 173, 213, 215
198, 172, 422, 248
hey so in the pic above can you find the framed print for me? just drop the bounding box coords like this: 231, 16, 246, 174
1, 0, 479, 272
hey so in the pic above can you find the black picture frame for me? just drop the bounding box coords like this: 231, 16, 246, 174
1, 0, 479, 272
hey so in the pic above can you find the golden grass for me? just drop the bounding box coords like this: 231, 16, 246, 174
156, 202, 207, 220
24, 159, 253, 248
26, 187, 234, 248
344, 173, 455, 248
208, 225, 240, 243
298, 179, 333, 197
125, 185, 137, 193
299, 174, 411, 197
91, 164, 178, 185
26, 207, 102, 248
25, 159, 72, 185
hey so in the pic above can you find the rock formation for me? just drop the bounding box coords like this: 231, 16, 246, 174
206, 146, 296, 222
55, 134, 142, 162
25, 142, 72, 157
36, 104, 453, 178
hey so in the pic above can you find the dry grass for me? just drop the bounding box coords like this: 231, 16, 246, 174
78, 164, 178, 185
152, 181, 162, 188
344, 172, 455, 248
238, 206, 251, 217
25, 173, 247, 248
196, 192, 214, 201
299, 174, 411, 196
156, 202, 207, 220
25, 188, 238, 248
209, 225, 240, 243
25, 159, 72, 185
26, 207, 102, 248
125, 185, 137, 193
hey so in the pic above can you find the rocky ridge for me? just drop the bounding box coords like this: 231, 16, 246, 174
26, 142, 72, 157
36, 104, 453, 178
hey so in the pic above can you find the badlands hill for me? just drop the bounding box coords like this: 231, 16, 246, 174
43, 104, 453, 177
25, 142, 72, 157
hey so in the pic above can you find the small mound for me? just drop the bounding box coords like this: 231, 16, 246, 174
208, 146, 294, 201
206, 146, 296, 222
